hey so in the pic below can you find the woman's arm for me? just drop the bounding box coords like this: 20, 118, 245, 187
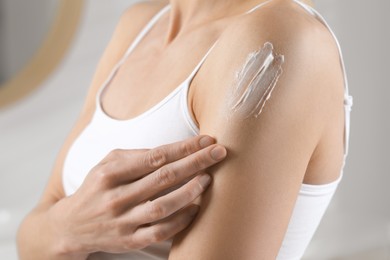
16, 2, 171, 259
169, 3, 344, 259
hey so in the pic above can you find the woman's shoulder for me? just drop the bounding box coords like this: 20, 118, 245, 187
194, 0, 344, 134
197, 1, 342, 87
105, 0, 169, 60
218, 0, 337, 62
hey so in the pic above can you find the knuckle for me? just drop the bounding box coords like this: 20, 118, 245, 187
183, 186, 198, 201
190, 156, 205, 170
150, 227, 166, 243
102, 199, 118, 216
94, 166, 113, 187
196, 180, 206, 194
107, 148, 123, 159
145, 149, 167, 168
180, 141, 194, 156
129, 232, 145, 249
155, 167, 176, 186
132, 236, 150, 250
146, 201, 166, 220
93, 160, 123, 188
128, 239, 145, 250
113, 219, 128, 236
120, 236, 137, 251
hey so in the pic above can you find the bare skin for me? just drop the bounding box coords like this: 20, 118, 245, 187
17, 0, 346, 259
16, 3, 229, 259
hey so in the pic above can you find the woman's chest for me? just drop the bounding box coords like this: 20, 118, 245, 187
99, 35, 212, 122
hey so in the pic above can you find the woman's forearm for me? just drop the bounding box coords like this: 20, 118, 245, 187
16, 136, 225, 259
16, 202, 87, 260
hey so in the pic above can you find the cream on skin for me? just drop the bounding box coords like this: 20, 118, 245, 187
227, 42, 284, 119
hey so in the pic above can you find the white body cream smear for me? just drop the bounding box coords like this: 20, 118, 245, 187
228, 42, 284, 119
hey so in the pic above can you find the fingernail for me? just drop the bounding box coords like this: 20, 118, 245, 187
199, 136, 214, 148
210, 146, 227, 160
199, 174, 211, 188
189, 206, 200, 216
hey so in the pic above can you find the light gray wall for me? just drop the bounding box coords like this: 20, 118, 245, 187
0, 0, 6, 83
305, 0, 390, 258
0, 0, 58, 84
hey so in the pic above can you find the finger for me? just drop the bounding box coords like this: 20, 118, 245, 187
123, 144, 226, 204
96, 135, 216, 185
126, 173, 211, 225
135, 135, 217, 174
130, 204, 200, 249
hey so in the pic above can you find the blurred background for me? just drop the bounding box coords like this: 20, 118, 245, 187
0, 0, 389, 259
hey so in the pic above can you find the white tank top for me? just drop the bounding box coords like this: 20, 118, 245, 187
62, 1, 354, 259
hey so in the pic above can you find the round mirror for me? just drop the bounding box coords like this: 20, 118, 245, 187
0, 0, 84, 108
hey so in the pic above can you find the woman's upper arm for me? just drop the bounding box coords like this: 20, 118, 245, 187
37, 1, 168, 206
169, 7, 343, 259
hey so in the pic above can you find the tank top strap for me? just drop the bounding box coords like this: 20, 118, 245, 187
244, 1, 352, 104
184, 39, 220, 84
123, 4, 171, 57
244, 0, 275, 14
240, 0, 353, 158
95, 5, 170, 109
180, 39, 220, 135
292, 0, 353, 157
292, 1, 352, 100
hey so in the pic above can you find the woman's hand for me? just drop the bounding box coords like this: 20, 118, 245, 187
47, 135, 227, 258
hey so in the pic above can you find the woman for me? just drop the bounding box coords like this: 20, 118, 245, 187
17, 0, 353, 259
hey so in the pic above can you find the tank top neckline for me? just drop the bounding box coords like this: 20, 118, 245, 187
95, 4, 218, 125
94, 0, 283, 125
